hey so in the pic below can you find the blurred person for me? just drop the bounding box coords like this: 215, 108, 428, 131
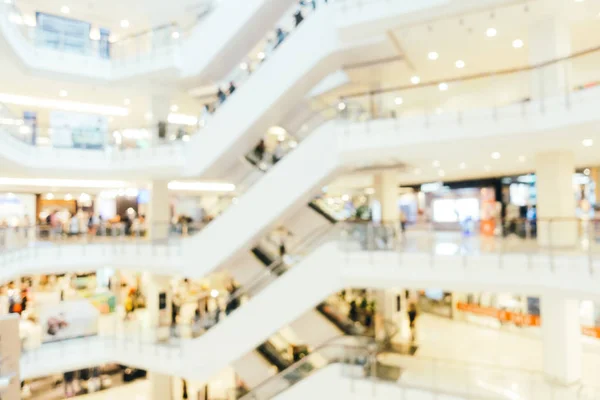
228, 81, 236, 96
408, 303, 418, 342
272, 141, 284, 164
217, 88, 226, 104
254, 139, 266, 161
69, 213, 79, 236
399, 209, 407, 236
274, 28, 287, 48
293, 8, 304, 26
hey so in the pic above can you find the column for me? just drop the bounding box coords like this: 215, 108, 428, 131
373, 289, 405, 342
541, 295, 581, 385
529, 0, 571, 99
535, 151, 576, 247
147, 180, 170, 240
149, 372, 173, 400
150, 95, 171, 144
142, 273, 172, 340
372, 171, 399, 223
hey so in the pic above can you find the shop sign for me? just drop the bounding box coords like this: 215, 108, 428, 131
582, 326, 600, 339
456, 302, 541, 326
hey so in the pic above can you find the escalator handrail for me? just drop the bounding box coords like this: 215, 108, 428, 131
226, 223, 340, 307
241, 335, 376, 400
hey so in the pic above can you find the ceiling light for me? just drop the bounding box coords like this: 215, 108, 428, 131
171, 31, 180, 39
240, 62, 248, 70
438, 170, 446, 177
486, 28, 497, 37
459, 162, 466, 169
0, 93, 129, 116
182, 135, 190, 142
484, 165, 492, 172
168, 113, 198, 126
364, 188, 375, 195
455, 60, 465, 69
170, 105, 179, 112
120, 19, 130, 28
518, 155, 526, 162
584, 168, 591, 176
491, 152, 501, 159
167, 181, 235, 192
89, 28, 100, 41
124, 98, 130, 106
428, 51, 439, 60
144, 112, 153, 121
341, 194, 350, 201
438, 83, 448, 91
394, 97, 403, 105
59, 90, 68, 97
414, 168, 421, 175
64, 194, 73, 201
338, 102, 346, 111
45, 193, 54, 200
410, 76, 421, 85
0, 178, 128, 189
257, 52, 265, 60
583, 139, 594, 147
432, 160, 440, 167
60, 5, 70, 14
435, 108, 443, 114
512, 39, 524, 49
210, 289, 219, 298
268, 126, 287, 136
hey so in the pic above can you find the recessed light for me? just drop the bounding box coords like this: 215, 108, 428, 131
120, 19, 130, 28
124, 98, 130, 106
584, 168, 591, 176
491, 152, 501, 159
45, 193, 54, 200
459, 162, 466, 169
432, 160, 441, 167
428, 51, 439, 60
395, 97, 403, 105
486, 28, 497, 37
439, 83, 448, 91
171, 31, 180, 39
59, 90, 68, 97
518, 155, 526, 162
438, 170, 446, 177
338, 102, 346, 111
583, 139, 594, 147
60, 5, 70, 14
64, 193, 73, 201
240, 62, 248, 70
410, 76, 421, 85
257, 52, 265, 60
512, 39, 524, 49
414, 168, 422, 175
170, 105, 179, 112
484, 165, 492, 172
210, 289, 219, 298
455, 60, 465, 69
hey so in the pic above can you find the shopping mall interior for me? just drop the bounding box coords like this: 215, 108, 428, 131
0, 0, 599, 398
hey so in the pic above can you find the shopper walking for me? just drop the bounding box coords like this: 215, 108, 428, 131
274, 28, 287, 49
272, 142, 284, 164
408, 303, 418, 343
228, 81, 236, 96
217, 88, 226, 104
254, 139, 266, 161
293, 9, 304, 26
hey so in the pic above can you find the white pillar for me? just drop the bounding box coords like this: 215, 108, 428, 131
150, 95, 171, 144
535, 151, 576, 247
373, 171, 399, 223
541, 295, 581, 385
149, 372, 173, 400
142, 273, 172, 339
148, 180, 170, 240
529, 0, 571, 99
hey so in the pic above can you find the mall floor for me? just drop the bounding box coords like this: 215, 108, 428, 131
45, 314, 600, 400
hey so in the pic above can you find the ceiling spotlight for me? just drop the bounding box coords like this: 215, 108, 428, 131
484, 165, 492, 172
257, 52, 265, 60
210, 289, 219, 298
432, 160, 440, 167
459, 162, 466, 169
583, 138, 594, 147
338, 102, 346, 111
518, 155, 526, 162
428, 51, 439, 60
513, 39, 524, 49
120, 20, 130, 28
491, 152, 501, 159
455, 60, 465, 69
584, 168, 591, 176
144, 112, 153, 121
59, 90, 68, 97
60, 5, 70, 14
394, 97, 403, 105
438, 170, 446, 177
435, 108, 443, 115
170, 105, 179, 112
64, 193, 73, 201
240, 62, 248, 70
414, 168, 422, 175
438, 83, 449, 91
45, 193, 54, 200
410, 76, 421, 85
486, 28, 497, 37
171, 31, 180, 39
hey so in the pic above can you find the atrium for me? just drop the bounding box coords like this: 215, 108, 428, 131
0, 0, 599, 399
